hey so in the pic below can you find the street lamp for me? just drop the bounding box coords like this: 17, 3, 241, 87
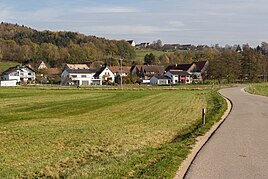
120, 58, 123, 89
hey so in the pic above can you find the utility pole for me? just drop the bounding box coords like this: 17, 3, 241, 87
120, 58, 123, 89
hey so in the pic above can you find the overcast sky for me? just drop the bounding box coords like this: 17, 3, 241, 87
0, 0, 267, 46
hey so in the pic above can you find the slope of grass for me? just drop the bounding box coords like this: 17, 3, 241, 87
0, 88, 226, 178
0, 61, 19, 74
246, 83, 268, 96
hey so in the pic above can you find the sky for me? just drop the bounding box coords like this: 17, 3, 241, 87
0, 0, 267, 46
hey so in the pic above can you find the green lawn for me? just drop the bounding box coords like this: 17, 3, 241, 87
0, 88, 226, 178
136, 50, 169, 58
246, 83, 268, 96
0, 61, 19, 74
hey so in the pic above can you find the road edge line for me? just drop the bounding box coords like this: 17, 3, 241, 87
174, 92, 233, 179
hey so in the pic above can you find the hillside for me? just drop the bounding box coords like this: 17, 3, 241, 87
0, 22, 135, 67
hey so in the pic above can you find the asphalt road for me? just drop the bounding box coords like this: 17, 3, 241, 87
185, 86, 268, 179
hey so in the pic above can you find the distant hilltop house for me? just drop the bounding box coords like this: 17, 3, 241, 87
127, 40, 136, 47
1, 65, 36, 85
61, 64, 97, 86
135, 42, 150, 49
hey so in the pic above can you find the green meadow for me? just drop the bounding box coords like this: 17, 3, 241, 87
0, 87, 226, 178
0, 61, 19, 74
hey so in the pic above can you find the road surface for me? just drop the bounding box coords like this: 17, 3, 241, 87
185, 86, 268, 179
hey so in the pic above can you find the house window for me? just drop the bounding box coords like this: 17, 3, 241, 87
71, 75, 77, 78
81, 75, 87, 78
28, 73, 31, 75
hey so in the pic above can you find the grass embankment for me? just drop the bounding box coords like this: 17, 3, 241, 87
246, 83, 268, 96
0, 61, 19, 74
0, 88, 226, 178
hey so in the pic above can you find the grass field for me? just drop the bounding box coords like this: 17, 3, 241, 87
0, 87, 226, 178
0, 61, 19, 74
246, 83, 268, 96
135, 49, 191, 63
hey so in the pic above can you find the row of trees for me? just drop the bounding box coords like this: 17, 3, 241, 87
0, 23, 135, 67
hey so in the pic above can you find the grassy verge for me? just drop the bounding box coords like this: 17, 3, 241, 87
246, 83, 268, 97
0, 88, 226, 178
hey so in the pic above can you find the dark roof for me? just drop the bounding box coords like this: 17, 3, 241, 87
2, 65, 35, 75
2, 67, 18, 75
177, 71, 191, 76
93, 66, 106, 77
66, 68, 97, 74
168, 70, 190, 76
142, 65, 165, 74
194, 61, 208, 71
165, 64, 193, 72
153, 75, 171, 80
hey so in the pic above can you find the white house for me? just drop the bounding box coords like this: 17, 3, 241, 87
165, 71, 192, 84
1, 65, 36, 84
150, 76, 171, 85
61, 64, 97, 86
127, 40, 136, 47
93, 66, 115, 85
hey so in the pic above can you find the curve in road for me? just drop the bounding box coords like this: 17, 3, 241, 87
185, 86, 268, 179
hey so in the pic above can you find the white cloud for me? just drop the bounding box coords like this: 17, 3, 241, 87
168, 21, 185, 28
87, 24, 190, 35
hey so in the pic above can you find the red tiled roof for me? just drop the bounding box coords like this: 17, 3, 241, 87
108, 66, 131, 74
47, 68, 61, 75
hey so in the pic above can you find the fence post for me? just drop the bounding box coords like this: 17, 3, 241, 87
202, 108, 206, 125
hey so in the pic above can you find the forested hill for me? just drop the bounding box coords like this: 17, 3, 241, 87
0, 22, 135, 67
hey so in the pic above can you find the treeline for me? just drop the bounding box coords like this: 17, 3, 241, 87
0, 22, 135, 67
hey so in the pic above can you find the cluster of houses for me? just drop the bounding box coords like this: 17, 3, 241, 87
0, 60, 209, 86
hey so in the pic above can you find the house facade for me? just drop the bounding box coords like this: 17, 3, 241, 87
165, 71, 192, 84
93, 66, 115, 85
1, 65, 36, 84
61, 64, 96, 86
150, 75, 171, 85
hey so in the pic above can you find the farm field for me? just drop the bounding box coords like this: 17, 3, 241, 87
246, 83, 268, 96
0, 61, 19, 74
0, 87, 226, 178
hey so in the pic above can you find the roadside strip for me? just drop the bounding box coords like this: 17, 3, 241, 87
174, 92, 233, 179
